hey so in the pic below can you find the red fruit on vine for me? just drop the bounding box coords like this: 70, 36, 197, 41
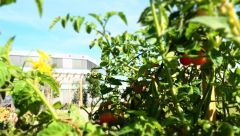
99, 112, 117, 124
179, 53, 191, 65
191, 50, 207, 65
191, 57, 207, 65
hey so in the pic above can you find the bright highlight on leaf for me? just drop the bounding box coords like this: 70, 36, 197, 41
189, 16, 230, 31
49, 16, 61, 30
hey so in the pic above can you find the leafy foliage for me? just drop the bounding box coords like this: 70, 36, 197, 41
1, 0, 240, 135
12, 80, 41, 116
0, 0, 43, 17
49, 11, 128, 34
37, 121, 79, 136
56, 0, 239, 135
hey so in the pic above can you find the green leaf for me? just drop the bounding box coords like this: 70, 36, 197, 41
104, 11, 116, 21
152, 120, 163, 133
66, 13, 70, 21
165, 51, 175, 62
86, 24, 92, 34
0, 62, 10, 88
89, 13, 103, 25
138, 7, 151, 24
185, 23, 201, 39
37, 121, 78, 136
217, 122, 234, 136
236, 96, 240, 103
118, 12, 128, 25
209, 49, 223, 67
100, 61, 108, 67
49, 16, 61, 30
138, 65, 148, 77
86, 22, 96, 34
0, 0, 16, 7
107, 77, 122, 85
53, 101, 62, 109
8, 65, 23, 79
203, 122, 212, 132
38, 111, 53, 124
28, 101, 42, 115
0, 36, 15, 63
69, 105, 87, 124
39, 73, 60, 96
82, 123, 105, 136
4, 36, 15, 52
189, 16, 230, 31
61, 16, 67, 28
158, 3, 168, 32
100, 85, 113, 95
236, 68, 240, 75
116, 126, 134, 135
89, 39, 97, 49
35, 0, 43, 17
73, 16, 85, 33
122, 44, 128, 53
12, 80, 41, 116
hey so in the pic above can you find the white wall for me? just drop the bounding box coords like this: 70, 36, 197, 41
62, 58, 72, 69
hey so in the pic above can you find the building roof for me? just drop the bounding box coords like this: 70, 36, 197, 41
10, 50, 100, 65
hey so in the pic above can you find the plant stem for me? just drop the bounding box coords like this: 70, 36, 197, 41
222, 66, 227, 118
150, 0, 161, 37
27, 79, 58, 120
150, 0, 181, 118
150, 0, 165, 53
0, 88, 11, 92
165, 64, 183, 119
127, 65, 138, 71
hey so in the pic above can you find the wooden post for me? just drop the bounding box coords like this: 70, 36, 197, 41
207, 86, 216, 122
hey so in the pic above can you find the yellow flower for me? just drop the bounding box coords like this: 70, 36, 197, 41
31, 50, 52, 75
38, 50, 49, 60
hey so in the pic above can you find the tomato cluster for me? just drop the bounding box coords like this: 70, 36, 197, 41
179, 50, 207, 66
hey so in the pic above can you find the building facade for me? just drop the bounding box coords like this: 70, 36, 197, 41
9, 50, 99, 105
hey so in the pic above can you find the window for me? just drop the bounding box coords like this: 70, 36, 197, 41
10, 55, 21, 66
10, 55, 35, 67
72, 59, 87, 69
51, 58, 63, 68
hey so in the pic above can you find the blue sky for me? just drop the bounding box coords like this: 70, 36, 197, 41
0, 0, 148, 62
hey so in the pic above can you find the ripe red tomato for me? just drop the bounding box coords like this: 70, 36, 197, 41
191, 57, 207, 65
99, 112, 117, 124
191, 50, 207, 65
179, 53, 191, 65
